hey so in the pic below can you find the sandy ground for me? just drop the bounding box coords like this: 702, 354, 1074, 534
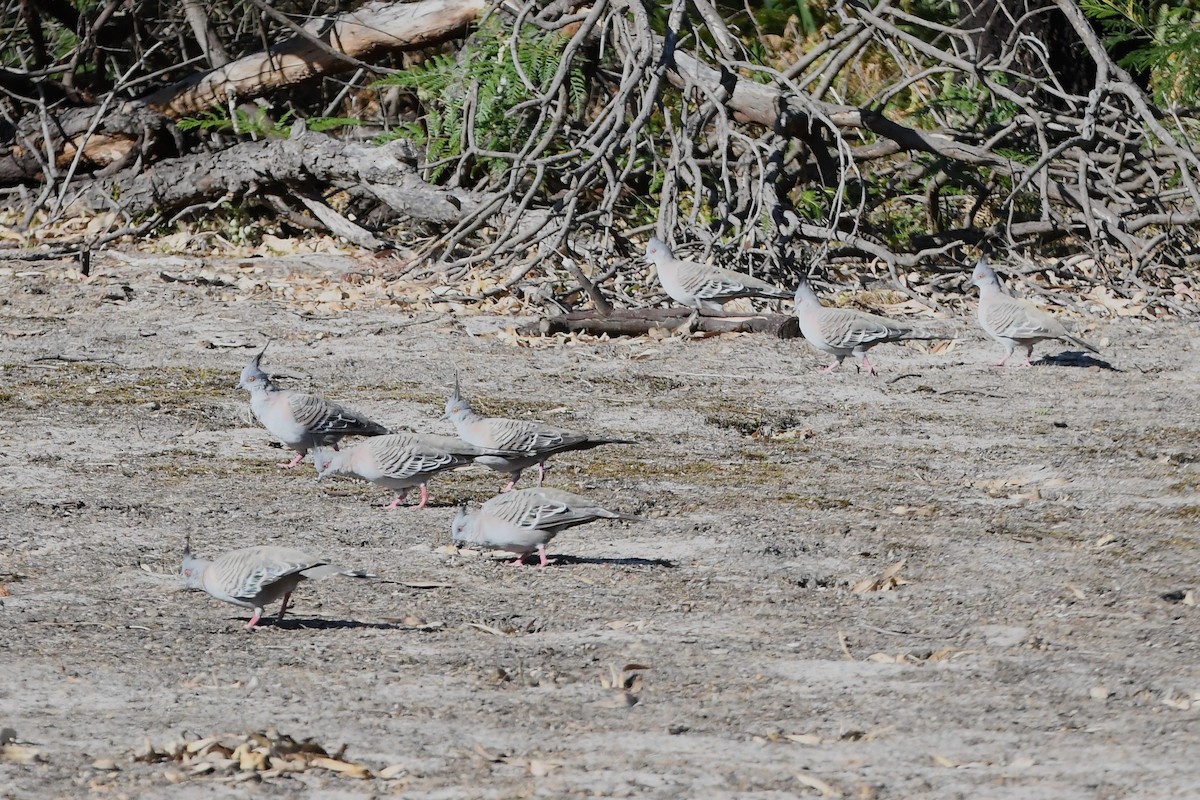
1, 252, 1198, 799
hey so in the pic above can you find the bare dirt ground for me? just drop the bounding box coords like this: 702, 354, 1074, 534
1, 252, 1198, 799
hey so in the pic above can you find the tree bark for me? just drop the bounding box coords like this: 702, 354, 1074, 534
958, 0, 1093, 95
72, 131, 475, 226
0, 104, 179, 183
138, 0, 487, 118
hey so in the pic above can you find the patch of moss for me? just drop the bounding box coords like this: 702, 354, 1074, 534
351, 383, 446, 406
1169, 476, 1200, 494
702, 405, 815, 444
154, 455, 282, 485
357, 382, 571, 418
580, 453, 789, 486
776, 492, 853, 510
1, 362, 232, 408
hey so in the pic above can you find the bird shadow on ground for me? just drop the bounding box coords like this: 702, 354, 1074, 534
549, 555, 677, 568
244, 617, 407, 631
1038, 351, 1120, 371
371, 500, 461, 511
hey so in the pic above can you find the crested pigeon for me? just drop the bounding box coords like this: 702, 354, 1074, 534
238, 342, 388, 468
452, 487, 644, 567
972, 257, 1100, 367
180, 539, 373, 629
313, 433, 501, 509
444, 374, 635, 491
793, 277, 942, 375
644, 237, 792, 312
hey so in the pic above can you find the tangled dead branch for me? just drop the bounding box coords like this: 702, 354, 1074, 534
1, 0, 1197, 314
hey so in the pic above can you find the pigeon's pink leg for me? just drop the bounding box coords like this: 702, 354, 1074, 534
411, 484, 430, 510
276, 593, 292, 623
536, 461, 550, 485
818, 361, 840, 373
509, 552, 530, 566
500, 471, 523, 493
537, 544, 549, 568
992, 350, 1012, 368
1020, 346, 1035, 367
279, 452, 306, 468
246, 609, 264, 629
386, 490, 411, 509
862, 354, 878, 377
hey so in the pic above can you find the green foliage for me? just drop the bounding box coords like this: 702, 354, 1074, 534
740, 0, 820, 36
177, 107, 295, 138
178, 107, 360, 138
307, 116, 362, 133
894, 0, 958, 29
792, 187, 836, 222
1081, 0, 1200, 107
912, 73, 1022, 129
374, 17, 586, 182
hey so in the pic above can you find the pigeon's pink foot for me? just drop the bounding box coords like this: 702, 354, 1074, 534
276, 593, 292, 623
246, 610, 264, 630
862, 356, 878, 377
536, 462, 550, 485
386, 491, 410, 509
411, 484, 430, 510
500, 474, 521, 493
818, 362, 840, 373
537, 545, 549, 568
278, 452, 306, 468
509, 553, 530, 567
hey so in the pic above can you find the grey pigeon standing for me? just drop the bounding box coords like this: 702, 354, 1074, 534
180, 539, 373, 629
238, 342, 388, 468
793, 277, 941, 375
452, 487, 644, 567
972, 257, 1100, 367
314, 433, 500, 509
444, 373, 635, 491
644, 237, 792, 312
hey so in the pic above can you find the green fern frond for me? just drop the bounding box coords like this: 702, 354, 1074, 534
569, 65, 587, 110
368, 15, 589, 185
307, 116, 361, 132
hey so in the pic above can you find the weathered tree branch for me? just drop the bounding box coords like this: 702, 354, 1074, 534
529, 308, 801, 339
71, 131, 475, 228
138, 0, 487, 118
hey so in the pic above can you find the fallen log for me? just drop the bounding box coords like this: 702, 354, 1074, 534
139, 0, 488, 118
72, 129, 475, 224
0, 104, 179, 183
528, 308, 800, 339
0, 0, 487, 185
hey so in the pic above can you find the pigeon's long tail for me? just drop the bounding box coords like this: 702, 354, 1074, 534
1065, 333, 1100, 354
585, 437, 638, 449
300, 565, 377, 581
897, 331, 954, 342
597, 510, 648, 523
750, 288, 795, 301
